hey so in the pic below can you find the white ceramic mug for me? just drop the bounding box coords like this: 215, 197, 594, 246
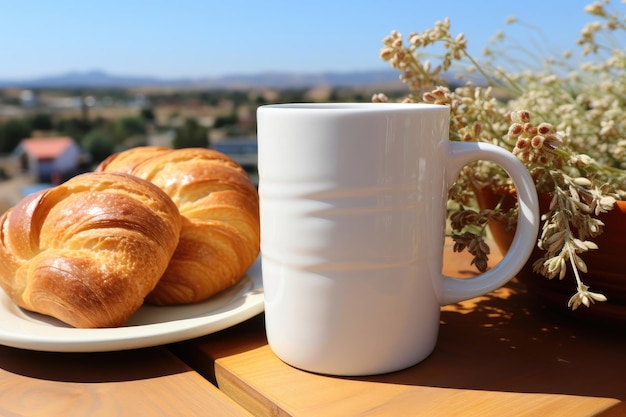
256, 103, 539, 376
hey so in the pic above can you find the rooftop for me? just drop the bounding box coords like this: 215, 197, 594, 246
19, 137, 75, 159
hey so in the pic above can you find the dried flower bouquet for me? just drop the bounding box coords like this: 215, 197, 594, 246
376, 0, 626, 310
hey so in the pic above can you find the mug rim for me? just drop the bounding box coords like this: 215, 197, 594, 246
258, 102, 446, 112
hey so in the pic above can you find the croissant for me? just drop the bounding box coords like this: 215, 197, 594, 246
0, 172, 182, 328
97, 146, 260, 305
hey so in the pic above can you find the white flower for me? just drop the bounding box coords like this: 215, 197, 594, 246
567, 284, 608, 310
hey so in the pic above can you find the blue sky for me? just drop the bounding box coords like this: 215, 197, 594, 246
0, 0, 614, 80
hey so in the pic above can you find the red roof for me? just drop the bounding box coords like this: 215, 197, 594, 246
21, 137, 75, 159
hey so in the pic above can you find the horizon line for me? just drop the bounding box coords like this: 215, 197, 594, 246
0, 67, 397, 82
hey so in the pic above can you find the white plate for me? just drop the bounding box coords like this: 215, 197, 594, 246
0, 258, 264, 352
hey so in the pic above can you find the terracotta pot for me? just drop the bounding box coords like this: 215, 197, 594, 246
475, 188, 626, 325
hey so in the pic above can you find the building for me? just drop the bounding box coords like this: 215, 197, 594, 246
210, 137, 258, 185
13, 137, 83, 183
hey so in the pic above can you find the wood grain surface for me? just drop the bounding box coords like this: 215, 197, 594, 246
0, 346, 251, 417
173, 240, 626, 417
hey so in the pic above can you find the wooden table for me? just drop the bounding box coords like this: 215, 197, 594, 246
1, 241, 625, 416
172, 242, 626, 417
0, 346, 252, 416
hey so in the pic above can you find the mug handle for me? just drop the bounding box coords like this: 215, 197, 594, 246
440, 141, 540, 305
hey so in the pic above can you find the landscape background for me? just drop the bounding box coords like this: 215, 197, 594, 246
0, 0, 614, 213
0, 67, 409, 156
0, 68, 411, 214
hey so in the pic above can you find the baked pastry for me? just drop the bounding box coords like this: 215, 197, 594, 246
0, 172, 182, 328
97, 146, 260, 305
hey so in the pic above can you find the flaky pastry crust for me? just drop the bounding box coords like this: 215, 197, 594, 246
97, 146, 260, 305
0, 172, 182, 328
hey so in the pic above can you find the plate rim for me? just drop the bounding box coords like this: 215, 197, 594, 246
0, 258, 264, 352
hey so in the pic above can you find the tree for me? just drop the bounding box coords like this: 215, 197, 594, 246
115, 116, 145, 140
30, 113, 53, 131
213, 112, 238, 129
140, 107, 156, 123
173, 118, 208, 149
81, 129, 115, 164
0, 118, 32, 153
55, 117, 92, 142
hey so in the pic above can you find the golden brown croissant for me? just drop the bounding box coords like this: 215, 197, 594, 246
0, 172, 182, 328
97, 146, 260, 305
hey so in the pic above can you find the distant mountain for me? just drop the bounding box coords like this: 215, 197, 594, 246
0, 69, 406, 89
0, 70, 180, 89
